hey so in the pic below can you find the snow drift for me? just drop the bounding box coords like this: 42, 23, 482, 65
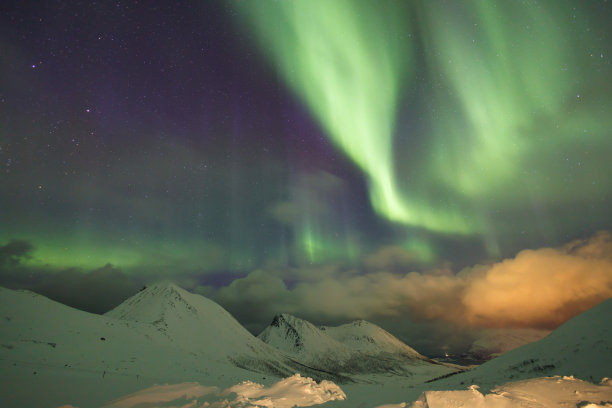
102, 374, 346, 408
407, 376, 612, 408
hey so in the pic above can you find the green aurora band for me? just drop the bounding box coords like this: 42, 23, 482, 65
4, 1, 609, 274
235, 0, 612, 252
234, 0, 475, 234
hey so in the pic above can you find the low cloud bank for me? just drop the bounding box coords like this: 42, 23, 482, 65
463, 233, 612, 327
0, 240, 140, 314
213, 232, 612, 331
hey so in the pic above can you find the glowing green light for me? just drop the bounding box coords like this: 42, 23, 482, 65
418, 1, 574, 196
19, 237, 144, 270
2, 230, 228, 272
236, 1, 612, 251
403, 237, 435, 265
301, 223, 316, 263
296, 216, 361, 265
234, 0, 475, 234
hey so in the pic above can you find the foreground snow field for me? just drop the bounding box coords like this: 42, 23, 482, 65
57, 375, 612, 408
99, 374, 346, 408
408, 376, 612, 408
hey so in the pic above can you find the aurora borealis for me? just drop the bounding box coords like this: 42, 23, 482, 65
1, 0, 612, 352
236, 0, 612, 247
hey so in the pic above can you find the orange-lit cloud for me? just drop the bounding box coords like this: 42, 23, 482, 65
462, 231, 612, 328
212, 232, 612, 331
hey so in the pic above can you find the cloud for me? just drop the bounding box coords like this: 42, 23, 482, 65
212, 270, 295, 332
0, 246, 140, 314
267, 201, 301, 226
33, 264, 140, 314
363, 245, 421, 271
266, 170, 348, 227
212, 232, 612, 336
462, 232, 612, 328
564, 230, 612, 260
286, 268, 473, 325
0, 239, 33, 267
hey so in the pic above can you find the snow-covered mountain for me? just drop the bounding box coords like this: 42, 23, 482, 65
104, 283, 303, 373
102, 283, 351, 383
258, 314, 459, 382
259, 314, 353, 366
0, 285, 232, 407
429, 296, 612, 392
0, 284, 347, 407
320, 319, 424, 358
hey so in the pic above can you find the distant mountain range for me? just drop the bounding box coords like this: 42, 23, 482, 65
258, 313, 455, 379
103, 283, 351, 382
0, 282, 458, 407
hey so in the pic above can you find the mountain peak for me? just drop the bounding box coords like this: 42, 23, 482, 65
104, 283, 289, 365
268, 314, 334, 345
139, 281, 184, 294
270, 313, 307, 329
321, 320, 423, 358
105, 281, 201, 324
258, 313, 451, 377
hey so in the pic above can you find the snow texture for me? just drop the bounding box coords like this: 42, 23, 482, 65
406, 376, 612, 408
102, 373, 346, 408
68, 375, 612, 408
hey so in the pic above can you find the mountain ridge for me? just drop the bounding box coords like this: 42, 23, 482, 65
104, 282, 352, 383
258, 312, 459, 381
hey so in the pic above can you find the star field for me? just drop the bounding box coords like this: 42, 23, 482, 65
1, 0, 611, 352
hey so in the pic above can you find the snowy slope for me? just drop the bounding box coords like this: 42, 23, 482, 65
466, 327, 550, 360
0, 286, 254, 407
94, 375, 612, 408
429, 297, 612, 391
399, 376, 612, 408
258, 314, 459, 382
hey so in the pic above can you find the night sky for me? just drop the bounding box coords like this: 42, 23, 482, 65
2, 0, 612, 353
